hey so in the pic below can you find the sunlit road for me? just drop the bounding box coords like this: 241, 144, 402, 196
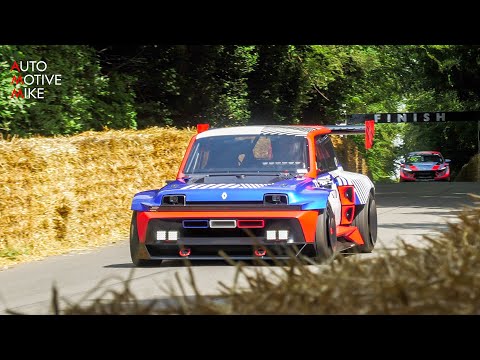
0, 182, 478, 314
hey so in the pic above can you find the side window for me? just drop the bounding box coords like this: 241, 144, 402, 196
188, 142, 212, 171
315, 135, 338, 173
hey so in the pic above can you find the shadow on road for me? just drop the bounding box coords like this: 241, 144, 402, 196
104, 260, 232, 268
379, 223, 450, 230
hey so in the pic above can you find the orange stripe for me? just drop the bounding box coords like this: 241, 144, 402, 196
176, 134, 197, 179
337, 225, 364, 245
306, 128, 331, 178
137, 211, 149, 243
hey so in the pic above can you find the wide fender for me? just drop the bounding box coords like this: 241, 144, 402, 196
131, 190, 158, 211
289, 188, 331, 211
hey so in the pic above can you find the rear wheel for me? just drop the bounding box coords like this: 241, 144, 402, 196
130, 211, 161, 267
314, 204, 337, 263
352, 193, 377, 253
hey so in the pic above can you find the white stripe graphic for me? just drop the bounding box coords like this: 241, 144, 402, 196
180, 183, 271, 190
202, 184, 218, 189
210, 184, 225, 189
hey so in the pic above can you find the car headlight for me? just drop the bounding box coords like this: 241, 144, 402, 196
438, 166, 447, 171
264, 194, 288, 205
162, 194, 186, 205
402, 168, 413, 172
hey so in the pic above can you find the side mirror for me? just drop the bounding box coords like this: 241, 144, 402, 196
445, 159, 451, 163
337, 164, 344, 171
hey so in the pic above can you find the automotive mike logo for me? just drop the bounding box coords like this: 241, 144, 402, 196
10, 60, 62, 99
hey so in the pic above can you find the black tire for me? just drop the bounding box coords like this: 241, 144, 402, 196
352, 193, 377, 253
315, 204, 337, 263
130, 211, 161, 267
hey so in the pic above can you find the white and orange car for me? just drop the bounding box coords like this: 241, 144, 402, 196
129, 124, 377, 265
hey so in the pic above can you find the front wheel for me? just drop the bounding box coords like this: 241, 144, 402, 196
352, 193, 377, 253
314, 204, 337, 263
130, 211, 161, 267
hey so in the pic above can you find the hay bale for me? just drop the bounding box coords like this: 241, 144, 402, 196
0, 127, 195, 266
331, 135, 369, 175
455, 154, 480, 182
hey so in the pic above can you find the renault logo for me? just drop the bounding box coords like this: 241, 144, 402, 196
221, 192, 228, 200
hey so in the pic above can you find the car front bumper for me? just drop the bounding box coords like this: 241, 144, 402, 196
400, 169, 450, 181
135, 208, 319, 260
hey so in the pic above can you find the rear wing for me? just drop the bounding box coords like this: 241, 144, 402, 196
196, 122, 375, 149
326, 125, 365, 135
326, 121, 375, 149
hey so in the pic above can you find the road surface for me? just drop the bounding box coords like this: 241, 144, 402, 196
0, 182, 478, 314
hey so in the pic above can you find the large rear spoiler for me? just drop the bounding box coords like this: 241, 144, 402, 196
326, 125, 365, 135
195, 122, 375, 149
326, 121, 375, 149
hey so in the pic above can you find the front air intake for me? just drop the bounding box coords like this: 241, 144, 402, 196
183, 220, 209, 228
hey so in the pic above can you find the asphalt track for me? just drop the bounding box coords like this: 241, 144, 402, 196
0, 182, 478, 314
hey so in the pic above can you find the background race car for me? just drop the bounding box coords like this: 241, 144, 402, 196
399, 151, 451, 182
130, 125, 378, 265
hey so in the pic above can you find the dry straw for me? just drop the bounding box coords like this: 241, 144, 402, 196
0, 127, 195, 267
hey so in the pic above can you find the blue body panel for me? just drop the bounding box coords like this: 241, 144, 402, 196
131, 177, 332, 212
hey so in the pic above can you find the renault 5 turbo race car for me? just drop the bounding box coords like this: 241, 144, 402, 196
399, 151, 451, 182
129, 125, 377, 266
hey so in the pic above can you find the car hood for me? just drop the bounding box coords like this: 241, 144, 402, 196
131, 175, 333, 211
405, 162, 446, 171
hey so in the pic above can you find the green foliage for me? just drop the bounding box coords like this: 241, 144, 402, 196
246, 45, 311, 124
0, 46, 31, 133
2, 44, 478, 181
352, 124, 403, 182
399, 45, 480, 177
0, 45, 136, 137
101, 45, 258, 128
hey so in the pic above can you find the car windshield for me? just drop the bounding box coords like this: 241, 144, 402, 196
184, 134, 309, 175
406, 154, 443, 163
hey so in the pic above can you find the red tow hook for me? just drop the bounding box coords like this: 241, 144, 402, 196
254, 247, 267, 257
179, 248, 191, 257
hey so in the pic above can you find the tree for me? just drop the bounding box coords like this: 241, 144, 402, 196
400, 45, 480, 176
0, 45, 136, 137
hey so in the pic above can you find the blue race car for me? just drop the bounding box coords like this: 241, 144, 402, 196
130, 125, 377, 265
